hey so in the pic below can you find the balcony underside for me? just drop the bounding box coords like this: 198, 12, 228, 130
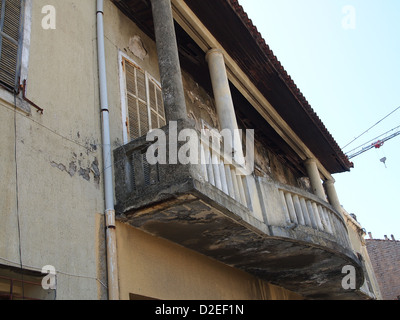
117, 176, 366, 300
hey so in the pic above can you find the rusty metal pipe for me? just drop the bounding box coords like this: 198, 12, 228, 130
19, 79, 44, 114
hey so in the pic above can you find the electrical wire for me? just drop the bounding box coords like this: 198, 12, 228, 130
345, 124, 400, 155
342, 106, 400, 150
13, 92, 25, 300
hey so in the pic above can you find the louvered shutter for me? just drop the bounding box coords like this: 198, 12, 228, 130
123, 58, 166, 141
124, 60, 149, 141
149, 79, 165, 129
0, 0, 24, 92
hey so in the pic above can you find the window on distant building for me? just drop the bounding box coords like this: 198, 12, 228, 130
0, 0, 25, 92
120, 54, 166, 142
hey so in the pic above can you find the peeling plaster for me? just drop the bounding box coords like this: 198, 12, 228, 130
68, 161, 77, 177
127, 35, 148, 60
91, 158, 101, 185
50, 161, 67, 172
50, 154, 101, 185
79, 167, 91, 181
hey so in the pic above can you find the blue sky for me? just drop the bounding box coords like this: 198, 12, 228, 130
239, 0, 400, 239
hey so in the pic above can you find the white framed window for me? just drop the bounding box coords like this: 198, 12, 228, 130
119, 52, 166, 144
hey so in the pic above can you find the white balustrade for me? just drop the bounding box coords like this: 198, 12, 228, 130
200, 135, 251, 209
279, 188, 350, 248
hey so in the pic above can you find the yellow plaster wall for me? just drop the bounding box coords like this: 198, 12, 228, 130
116, 221, 302, 300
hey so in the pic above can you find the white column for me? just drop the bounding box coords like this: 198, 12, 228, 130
206, 49, 241, 157
304, 158, 326, 200
324, 178, 343, 214
206, 49, 265, 221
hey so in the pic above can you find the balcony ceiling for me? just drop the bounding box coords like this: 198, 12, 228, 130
111, 0, 353, 174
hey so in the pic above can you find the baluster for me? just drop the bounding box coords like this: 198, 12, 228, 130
312, 202, 324, 231
284, 193, 298, 224
236, 174, 248, 207
204, 144, 215, 186
299, 197, 311, 227
218, 160, 229, 195
200, 142, 208, 182
319, 207, 327, 231
306, 200, 317, 229
230, 167, 241, 202
279, 190, 292, 224
317, 205, 328, 232
323, 208, 333, 234
326, 209, 335, 235
224, 165, 236, 199
292, 195, 305, 225
242, 176, 254, 211
211, 152, 222, 191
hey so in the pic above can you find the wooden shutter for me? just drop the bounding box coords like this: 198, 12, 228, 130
156, 85, 166, 127
0, 0, 23, 91
149, 78, 165, 129
123, 58, 165, 140
124, 59, 149, 141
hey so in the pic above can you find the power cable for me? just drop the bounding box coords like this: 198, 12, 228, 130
342, 106, 400, 150
346, 124, 400, 155
13, 92, 25, 300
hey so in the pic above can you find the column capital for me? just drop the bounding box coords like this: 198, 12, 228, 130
323, 178, 336, 186
304, 158, 317, 165
205, 48, 224, 62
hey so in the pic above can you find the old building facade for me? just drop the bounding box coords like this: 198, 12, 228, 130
0, 0, 380, 299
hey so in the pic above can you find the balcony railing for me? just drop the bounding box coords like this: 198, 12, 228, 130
114, 121, 366, 299
278, 185, 351, 248
198, 127, 351, 250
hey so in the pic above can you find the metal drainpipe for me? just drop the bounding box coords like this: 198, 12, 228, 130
96, 0, 119, 300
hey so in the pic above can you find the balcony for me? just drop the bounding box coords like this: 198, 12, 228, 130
114, 120, 368, 299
